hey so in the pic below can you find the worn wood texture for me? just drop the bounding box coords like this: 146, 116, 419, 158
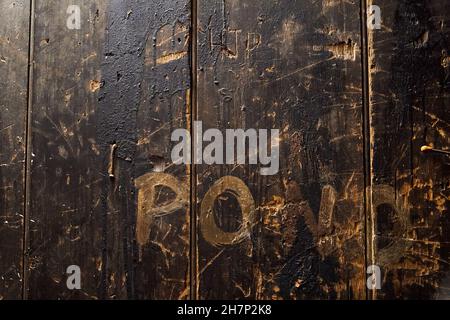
0, 0, 30, 300
25, 0, 192, 300
367, 0, 450, 299
26, 0, 108, 299
98, 0, 192, 299
1, 0, 449, 300
196, 0, 366, 299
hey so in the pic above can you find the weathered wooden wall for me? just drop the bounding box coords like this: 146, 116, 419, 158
0, 0, 448, 300
196, 0, 365, 299
26, 0, 192, 299
0, 0, 30, 300
25, 0, 107, 299
367, 0, 450, 299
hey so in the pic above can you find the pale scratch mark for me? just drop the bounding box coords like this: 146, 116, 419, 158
263, 56, 336, 86
178, 286, 189, 300
44, 112, 75, 153
198, 249, 225, 277
343, 171, 356, 200
410, 251, 450, 266
150, 240, 173, 270
233, 280, 252, 297
412, 105, 450, 128
81, 52, 97, 64
156, 51, 187, 65
0, 124, 13, 133
137, 115, 184, 146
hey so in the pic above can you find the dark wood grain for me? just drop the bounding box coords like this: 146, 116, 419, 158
117, 0, 192, 300
26, 0, 108, 299
196, 0, 366, 299
99, 0, 192, 299
367, 0, 450, 299
1, 0, 449, 301
26, 0, 192, 300
0, 0, 30, 300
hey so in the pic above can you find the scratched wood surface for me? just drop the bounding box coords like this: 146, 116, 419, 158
25, 0, 192, 300
126, 0, 192, 300
0, 0, 30, 300
367, 0, 450, 299
26, 0, 108, 299
196, 0, 366, 299
0, 0, 449, 300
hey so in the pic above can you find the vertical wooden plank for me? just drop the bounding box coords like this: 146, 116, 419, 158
367, 0, 450, 299
98, 0, 191, 299
196, 0, 366, 299
0, 0, 30, 300
27, 0, 191, 299
27, 0, 108, 299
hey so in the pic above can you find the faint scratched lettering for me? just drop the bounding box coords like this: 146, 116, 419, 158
145, 21, 189, 66
134, 169, 409, 262
135, 173, 189, 247
246, 33, 261, 61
